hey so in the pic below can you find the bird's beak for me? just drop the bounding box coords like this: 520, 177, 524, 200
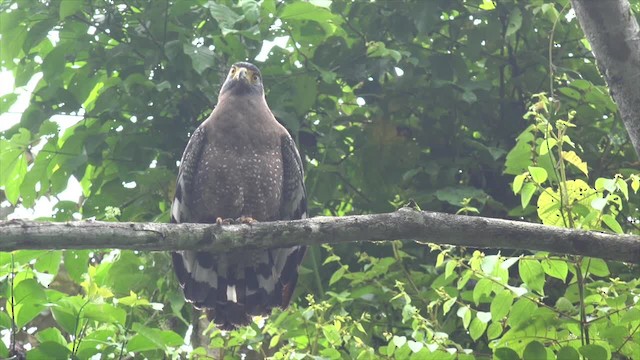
233, 67, 248, 81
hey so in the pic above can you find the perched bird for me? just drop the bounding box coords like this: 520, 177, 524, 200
171, 62, 307, 329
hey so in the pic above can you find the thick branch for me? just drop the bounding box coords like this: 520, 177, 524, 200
570, 0, 640, 157
1, 209, 639, 263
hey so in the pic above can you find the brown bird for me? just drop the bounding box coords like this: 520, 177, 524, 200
171, 62, 307, 329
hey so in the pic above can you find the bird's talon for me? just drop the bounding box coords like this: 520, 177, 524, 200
216, 217, 234, 225
236, 216, 257, 225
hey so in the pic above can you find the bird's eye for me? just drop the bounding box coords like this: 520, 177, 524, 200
230, 68, 236, 74
253, 74, 259, 81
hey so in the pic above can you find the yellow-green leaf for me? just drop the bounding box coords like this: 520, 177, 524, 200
513, 173, 526, 194
562, 151, 588, 176
615, 178, 628, 200
631, 175, 639, 193
537, 180, 597, 228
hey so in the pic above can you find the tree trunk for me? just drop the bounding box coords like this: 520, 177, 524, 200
570, 0, 640, 158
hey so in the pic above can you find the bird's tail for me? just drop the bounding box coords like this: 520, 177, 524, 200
172, 246, 306, 329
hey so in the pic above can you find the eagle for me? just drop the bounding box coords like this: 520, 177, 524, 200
171, 62, 307, 329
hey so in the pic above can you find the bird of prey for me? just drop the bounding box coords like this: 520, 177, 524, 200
171, 62, 307, 329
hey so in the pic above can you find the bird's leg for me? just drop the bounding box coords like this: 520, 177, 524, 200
236, 216, 257, 224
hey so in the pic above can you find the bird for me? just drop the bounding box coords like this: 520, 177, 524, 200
170, 62, 307, 330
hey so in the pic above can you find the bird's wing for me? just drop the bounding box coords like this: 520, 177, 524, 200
273, 132, 307, 307
170, 125, 208, 293
280, 133, 307, 220
170, 125, 207, 224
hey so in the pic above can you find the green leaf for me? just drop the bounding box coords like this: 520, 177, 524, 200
183, 44, 215, 74
528, 166, 548, 184
443, 297, 456, 315
541, 259, 568, 281
0, 339, 7, 358
279, 2, 342, 23
556, 297, 576, 314
0, 93, 19, 113
487, 322, 502, 340
436, 186, 488, 207
34, 251, 62, 275
518, 259, 545, 293
205, 2, 241, 34
127, 324, 183, 352
513, 174, 526, 194
456, 306, 471, 329
590, 197, 607, 211
322, 325, 341, 345
41, 46, 66, 83
10, 278, 46, 328
621, 308, 640, 323
582, 258, 610, 277
59, 0, 84, 20
63, 250, 90, 283
469, 316, 487, 340
520, 182, 536, 209
329, 265, 348, 285
83, 303, 127, 325
495, 347, 520, 360
490, 290, 513, 320
445, 260, 457, 279
292, 75, 318, 115
0, 129, 31, 204
615, 178, 629, 200
523, 341, 546, 360
507, 298, 537, 328
407, 340, 423, 353
36, 327, 67, 345
26, 341, 72, 359
322, 254, 340, 265
556, 346, 580, 360
50, 296, 85, 335
602, 214, 623, 234
539, 138, 557, 155
473, 278, 493, 305
392, 335, 406, 348
596, 178, 617, 192
506, 7, 522, 36
462, 90, 477, 104
477, 311, 491, 323
579, 344, 608, 360
76, 329, 118, 359
366, 41, 402, 63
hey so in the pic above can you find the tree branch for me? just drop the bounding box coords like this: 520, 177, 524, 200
1, 208, 639, 263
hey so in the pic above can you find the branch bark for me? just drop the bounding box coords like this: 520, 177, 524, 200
1, 208, 639, 263
570, 0, 640, 157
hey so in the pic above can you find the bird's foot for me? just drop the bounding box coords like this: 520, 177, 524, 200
236, 216, 257, 225
215, 217, 235, 226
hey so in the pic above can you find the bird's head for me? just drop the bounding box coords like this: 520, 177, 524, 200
219, 62, 264, 97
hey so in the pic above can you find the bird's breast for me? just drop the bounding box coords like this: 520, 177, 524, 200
192, 145, 284, 222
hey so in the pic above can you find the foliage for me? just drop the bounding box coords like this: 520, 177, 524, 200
0, 0, 639, 359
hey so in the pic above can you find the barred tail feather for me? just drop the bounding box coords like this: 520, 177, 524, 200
172, 246, 306, 329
